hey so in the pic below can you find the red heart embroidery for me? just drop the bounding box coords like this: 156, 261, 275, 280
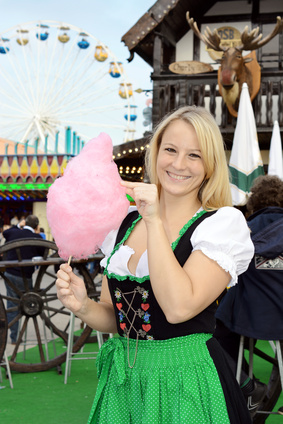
116, 303, 122, 310
141, 304, 149, 311
142, 324, 151, 332
120, 323, 126, 331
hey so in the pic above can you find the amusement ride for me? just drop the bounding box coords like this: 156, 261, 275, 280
0, 20, 137, 152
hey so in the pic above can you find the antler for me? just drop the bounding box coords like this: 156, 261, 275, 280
186, 12, 228, 52
238, 16, 283, 51
186, 12, 283, 53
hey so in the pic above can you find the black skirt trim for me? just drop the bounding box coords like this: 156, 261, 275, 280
207, 337, 252, 424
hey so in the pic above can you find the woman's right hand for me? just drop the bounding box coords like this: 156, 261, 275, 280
121, 180, 160, 223
56, 263, 88, 314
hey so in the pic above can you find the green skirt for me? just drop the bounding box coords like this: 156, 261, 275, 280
87, 333, 232, 424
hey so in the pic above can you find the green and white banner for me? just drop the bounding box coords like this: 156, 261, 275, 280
229, 83, 264, 206
268, 120, 283, 179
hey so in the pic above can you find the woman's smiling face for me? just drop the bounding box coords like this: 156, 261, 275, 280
156, 119, 205, 199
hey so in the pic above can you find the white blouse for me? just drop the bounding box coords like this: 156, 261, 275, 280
100, 206, 254, 288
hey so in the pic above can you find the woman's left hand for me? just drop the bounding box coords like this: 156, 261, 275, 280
121, 180, 160, 223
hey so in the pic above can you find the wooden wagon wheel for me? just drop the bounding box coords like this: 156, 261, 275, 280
0, 294, 8, 364
0, 238, 102, 373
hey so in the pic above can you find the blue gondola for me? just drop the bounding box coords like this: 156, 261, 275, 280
78, 39, 89, 49
0, 46, 9, 54
0, 38, 10, 53
36, 32, 49, 41
109, 62, 123, 78
124, 105, 137, 122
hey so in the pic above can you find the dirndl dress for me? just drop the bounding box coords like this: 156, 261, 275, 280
87, 210, 252, 424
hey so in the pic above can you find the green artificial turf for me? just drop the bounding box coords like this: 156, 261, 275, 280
0, 339, 282, 423
0, 340, 98, 424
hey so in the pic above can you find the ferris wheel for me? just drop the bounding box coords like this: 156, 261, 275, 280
0, 20, 137, 152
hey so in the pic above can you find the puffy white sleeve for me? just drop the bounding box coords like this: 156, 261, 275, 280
99, 229, 119, 269
100, 206, 138, 269
191, 207, 254, 287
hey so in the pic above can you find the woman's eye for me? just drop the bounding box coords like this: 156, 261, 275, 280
189, 153, 201, 158
165, 148, 176, 153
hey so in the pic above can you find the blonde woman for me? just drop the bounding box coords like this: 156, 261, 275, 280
56, 106, 254, 423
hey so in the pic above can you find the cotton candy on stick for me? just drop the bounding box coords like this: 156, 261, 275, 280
46, 132, 129, 261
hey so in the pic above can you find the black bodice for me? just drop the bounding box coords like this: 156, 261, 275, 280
106, 210, 218, 340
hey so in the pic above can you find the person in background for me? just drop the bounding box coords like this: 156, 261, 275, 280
56, 106, 254, 423
214, 174, 283, 418
10, 215, 19, 226
39, 227, 46, 240
3, 214, 45, 344
0, 218, 5, 247
0, 225, 11, 247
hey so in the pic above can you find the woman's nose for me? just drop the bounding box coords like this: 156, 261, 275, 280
173, 154, 186, 169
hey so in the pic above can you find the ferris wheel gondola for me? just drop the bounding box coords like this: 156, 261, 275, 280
0, 21, 136, 151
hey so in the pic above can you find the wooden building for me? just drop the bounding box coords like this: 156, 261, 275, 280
115, 0, 283, 180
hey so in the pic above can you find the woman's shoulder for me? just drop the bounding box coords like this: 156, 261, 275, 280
201, 206, 246, 227
210, 206, 245, 219
198, 206, 250, 238
194, 206, 249, 236
192, 206, 254, 286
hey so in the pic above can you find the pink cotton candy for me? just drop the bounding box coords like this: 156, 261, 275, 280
46, 132, 129, 260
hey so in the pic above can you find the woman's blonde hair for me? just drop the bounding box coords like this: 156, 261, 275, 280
145, 105, 232, 210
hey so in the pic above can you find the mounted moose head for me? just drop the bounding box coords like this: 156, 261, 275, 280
186, 12, 283, 116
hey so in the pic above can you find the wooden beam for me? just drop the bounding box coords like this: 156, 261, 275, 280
251, 0, 260, 23
158, 22, 177, 47
153, 34, 163, 74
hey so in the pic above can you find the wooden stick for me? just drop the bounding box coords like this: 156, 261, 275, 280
67, 256, 72, 266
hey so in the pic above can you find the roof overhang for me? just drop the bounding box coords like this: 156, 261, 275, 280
121, 0, 216, 66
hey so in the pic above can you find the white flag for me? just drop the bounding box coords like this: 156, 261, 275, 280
229, 83, 264, 206
268, 120, 283, 179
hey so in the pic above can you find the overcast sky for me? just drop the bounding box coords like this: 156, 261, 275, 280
0, 0, 156, 146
